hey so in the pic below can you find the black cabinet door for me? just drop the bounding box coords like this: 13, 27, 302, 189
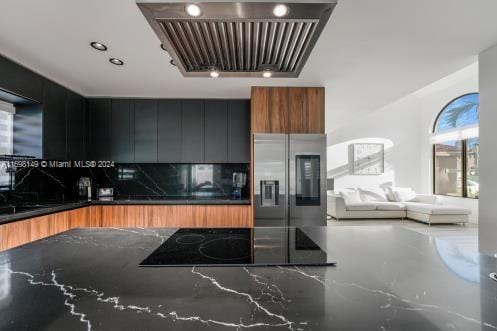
0, 54, 44, 102
158, 100, 182, 162
228, 100, 250, 163
181, 100, 204, 163
204, 100, 228, 163
88, 99, 111, 161
43, 80, 67, 160
134, 99, 158, 162
111, 99, 134, 162
66, 91, 86, 160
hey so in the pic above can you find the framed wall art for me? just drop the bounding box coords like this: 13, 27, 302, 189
348, 143, 384, 175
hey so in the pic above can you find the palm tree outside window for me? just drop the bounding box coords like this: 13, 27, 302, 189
432, 93, 479, 198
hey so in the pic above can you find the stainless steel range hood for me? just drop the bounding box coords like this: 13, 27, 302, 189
136, 1, 337, 77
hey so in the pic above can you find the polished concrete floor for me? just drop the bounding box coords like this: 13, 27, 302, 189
327, 218, 479, 253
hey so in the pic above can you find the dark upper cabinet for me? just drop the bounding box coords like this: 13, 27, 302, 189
158, 100, 182, 162
228, 100, 250, 163
83, 98, 249, 164
88, 99, 111, 161
181, 100, 204, 163
43, 80, 67, 160
134, 99, 158, 162
111, 99, 134, 162
204, 100, 228, 163
66, 91, 86, 160
0, 54, 44, 102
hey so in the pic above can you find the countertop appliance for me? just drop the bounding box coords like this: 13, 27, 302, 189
231, 172, 246, 199
97, 188, 114, 199
77, 177, 91, 199
253, 134, 327, 227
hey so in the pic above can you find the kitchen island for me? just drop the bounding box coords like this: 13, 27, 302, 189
1, 226, 496, 330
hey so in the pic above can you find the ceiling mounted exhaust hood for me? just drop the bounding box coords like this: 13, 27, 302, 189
136, 1, 337, 78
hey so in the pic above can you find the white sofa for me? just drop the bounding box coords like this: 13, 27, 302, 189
327, 188, 471, 225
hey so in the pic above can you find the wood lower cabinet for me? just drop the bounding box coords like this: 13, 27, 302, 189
0, 204, 252, 251
91, 205, 252, 228
0, 207, 98, 251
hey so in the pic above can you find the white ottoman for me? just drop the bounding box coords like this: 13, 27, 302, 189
403, 202, 471, 225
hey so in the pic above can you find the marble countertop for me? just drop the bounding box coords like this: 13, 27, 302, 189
0, 226, 496, 330
92, 197, 251, 205
0, 198, 251, 225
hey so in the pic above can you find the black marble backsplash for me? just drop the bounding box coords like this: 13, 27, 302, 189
0, 162, 250, 206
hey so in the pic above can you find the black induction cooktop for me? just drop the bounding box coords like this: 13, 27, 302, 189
140, 227, 336, 267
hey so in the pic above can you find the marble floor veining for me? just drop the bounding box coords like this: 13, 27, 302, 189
1, 225, 495, 330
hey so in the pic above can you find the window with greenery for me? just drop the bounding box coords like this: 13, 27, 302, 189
432, 93, 479, 198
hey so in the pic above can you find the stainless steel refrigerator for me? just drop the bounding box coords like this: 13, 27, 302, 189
253, 134, 327, 227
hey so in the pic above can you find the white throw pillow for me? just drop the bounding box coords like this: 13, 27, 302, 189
390, 187, 417, 202
358, 187, 388, 202
384, 187, 396, 201
339, 190, 362, 205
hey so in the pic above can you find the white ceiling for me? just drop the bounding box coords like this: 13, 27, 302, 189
1, 0, 497, 131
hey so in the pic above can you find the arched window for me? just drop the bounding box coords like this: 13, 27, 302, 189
432, 93, 479, 198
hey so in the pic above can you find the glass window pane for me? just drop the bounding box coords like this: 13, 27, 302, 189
0, 109, 13, 191
435, 93, 479, 133
466, 138, 479, 198
434, 141, 463, 197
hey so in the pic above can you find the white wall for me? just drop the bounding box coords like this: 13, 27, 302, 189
327, 94, 422, 191
327, 63, 479, 222
478, 44, 497, 255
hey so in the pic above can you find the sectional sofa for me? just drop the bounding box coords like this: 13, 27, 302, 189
327, 187, 471, 225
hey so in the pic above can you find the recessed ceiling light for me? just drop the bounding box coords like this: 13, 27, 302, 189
263, 69, 272, 78
109, 58, 124, 66
273, 4, 289, 17
90, 41, 107, 51
185, 4, 202, 17
210, 70, 219, 78
170, 59, 176, 66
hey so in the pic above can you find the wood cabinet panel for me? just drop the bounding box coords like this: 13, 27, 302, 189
288, 87, 307, 133
0, 220, 31, 251
251, 87, 270, 133
89, 205, 252, 228
306, 87, 325, 133
69, 207, 95, 228
251, 87, 324, 134
0, 207, 99, 251
269, 88, 289, 133
0, 205, 253, 251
